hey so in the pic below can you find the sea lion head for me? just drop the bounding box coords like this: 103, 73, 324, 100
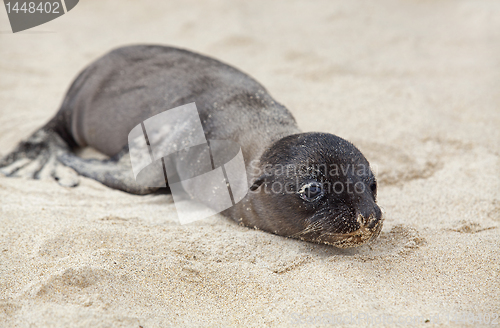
248, 132, 383, 248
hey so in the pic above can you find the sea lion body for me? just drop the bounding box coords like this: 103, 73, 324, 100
1, 45, 383, 247
55, 45, 298, 160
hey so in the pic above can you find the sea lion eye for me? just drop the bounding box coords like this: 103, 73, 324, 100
299, 182, 324, 202
370, 181, 377, 193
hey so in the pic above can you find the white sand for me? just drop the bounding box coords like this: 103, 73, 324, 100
1, 0, 499, 327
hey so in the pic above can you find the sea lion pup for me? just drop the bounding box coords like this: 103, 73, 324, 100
0, 45, 383, 248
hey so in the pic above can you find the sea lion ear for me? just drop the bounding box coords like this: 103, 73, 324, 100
249, 173, 272, 191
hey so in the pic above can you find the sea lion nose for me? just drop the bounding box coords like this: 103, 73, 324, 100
356, 204, 382, 228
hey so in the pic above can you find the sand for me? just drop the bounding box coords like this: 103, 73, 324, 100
0, 0, 499, 327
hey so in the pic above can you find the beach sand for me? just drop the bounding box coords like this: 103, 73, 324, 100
0, 0, 499, 326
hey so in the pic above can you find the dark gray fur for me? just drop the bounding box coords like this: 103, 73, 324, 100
0, 45, 383, 247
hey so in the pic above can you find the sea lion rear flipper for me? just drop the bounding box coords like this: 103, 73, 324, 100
0, 129, 79, 187
57, 148, 161, 195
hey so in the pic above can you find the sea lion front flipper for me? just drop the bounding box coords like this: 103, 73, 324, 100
0, 129, 79, 187
57, 148, 161, 195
